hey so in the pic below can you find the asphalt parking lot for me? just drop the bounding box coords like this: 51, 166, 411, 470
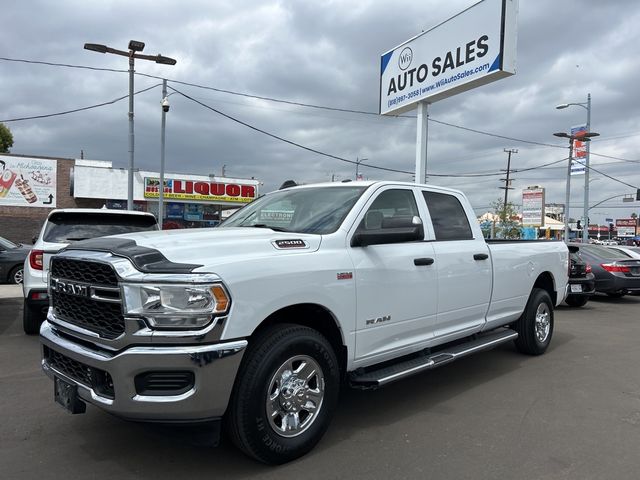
1, 284, 640, 479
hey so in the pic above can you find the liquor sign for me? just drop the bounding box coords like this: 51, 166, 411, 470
379, 0, 518, 115
570, 124, 587, 175
0, 155, 57, 207
522, 187, 545, 226
143, 177, 257, 204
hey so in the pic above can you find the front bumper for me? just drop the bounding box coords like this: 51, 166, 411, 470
40, 321, 247, 422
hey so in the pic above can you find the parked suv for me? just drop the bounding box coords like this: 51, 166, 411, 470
565, 245, 595, 307
23, 208, 158, 334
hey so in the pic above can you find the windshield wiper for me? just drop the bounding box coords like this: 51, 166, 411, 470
64, 237, 90, 241
246, 224, 290, 232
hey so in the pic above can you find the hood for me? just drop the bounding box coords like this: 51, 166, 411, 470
97, 227, 322, 270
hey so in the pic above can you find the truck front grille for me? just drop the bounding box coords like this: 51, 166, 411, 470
50, 258, 125, 340
44, 346, 115, 398
52, 291, 125, 339
51, 258, 118, 287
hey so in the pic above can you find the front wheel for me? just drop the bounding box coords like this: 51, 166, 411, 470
225, 324, 340, 464
513, 288, 554, 355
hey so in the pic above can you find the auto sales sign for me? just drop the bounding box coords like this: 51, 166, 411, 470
380, 0, 518, 115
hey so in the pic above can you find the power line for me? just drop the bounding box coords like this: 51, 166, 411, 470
168, 86, 414, 175
2, 56, 639, 167
0, 56, 127, 74
170, 86, 581, 180
0, 83, 161, 122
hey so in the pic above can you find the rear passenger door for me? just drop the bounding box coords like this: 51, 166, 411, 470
422, 190, 492, 339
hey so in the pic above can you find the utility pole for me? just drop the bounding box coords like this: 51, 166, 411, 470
499, 149, 517, 221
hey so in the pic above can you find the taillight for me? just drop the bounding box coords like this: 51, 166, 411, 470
29, 250, 44, 270
585, 264, 592, 273
601, 263, 630, 273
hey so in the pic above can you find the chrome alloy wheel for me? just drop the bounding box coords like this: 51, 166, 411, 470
534, 303, 551, 343
266, 355, 325, 438
13, 268, 23, 284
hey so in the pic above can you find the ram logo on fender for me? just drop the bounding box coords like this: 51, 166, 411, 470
366, 315, 391, 326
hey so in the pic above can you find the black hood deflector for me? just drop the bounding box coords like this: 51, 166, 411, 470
64, 238, 203, 274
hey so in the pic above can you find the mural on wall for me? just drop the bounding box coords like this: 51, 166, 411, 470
0, 156, 57, 207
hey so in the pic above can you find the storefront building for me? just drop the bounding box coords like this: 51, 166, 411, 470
0, 153, 260, 243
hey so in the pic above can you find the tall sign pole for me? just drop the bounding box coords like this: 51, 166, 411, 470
565, 140, 574, 242
415, 102, 429, 183
583, 93, 591, 243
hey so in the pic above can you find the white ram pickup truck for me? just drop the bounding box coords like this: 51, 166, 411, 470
39, 181, 568, 464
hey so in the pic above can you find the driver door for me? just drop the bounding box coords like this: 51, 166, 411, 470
348, 186, 438, 365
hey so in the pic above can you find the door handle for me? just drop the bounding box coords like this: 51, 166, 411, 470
473, 253, 489, 260
414, 257, 434, 266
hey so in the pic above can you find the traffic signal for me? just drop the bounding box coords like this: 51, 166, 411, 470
609, 223, 614, 233
576, 220, 582, 230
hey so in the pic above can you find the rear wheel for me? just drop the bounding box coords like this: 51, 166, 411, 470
8, 265, 23, 284
23, 299, 43, 335
226, 324, 340, 464
565, 295, 588, 307
513, 288, 554, 355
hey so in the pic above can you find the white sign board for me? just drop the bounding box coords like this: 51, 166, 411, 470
380, 0, 518, 115
522, 187, 545, 226
0, 155, 57, 207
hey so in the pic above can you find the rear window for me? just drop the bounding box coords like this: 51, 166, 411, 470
43, 212, 158, 243
580, 244, 632, 260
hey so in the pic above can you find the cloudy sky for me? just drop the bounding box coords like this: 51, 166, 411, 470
1, 0, 639, 225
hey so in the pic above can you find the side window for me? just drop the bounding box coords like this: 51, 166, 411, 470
422, 191, 473, 241
357, 189, 420, 231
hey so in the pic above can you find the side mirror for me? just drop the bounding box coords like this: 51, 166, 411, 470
351, 216, 424, 247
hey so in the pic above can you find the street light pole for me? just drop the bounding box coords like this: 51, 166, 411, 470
584, 93, 591, 244
128, 52, 135, 211
159, 79, 168, 230
84, 41, 177, 211
553, 130, 599, 242
555, 94, 592, 242
355, 157, 369, 180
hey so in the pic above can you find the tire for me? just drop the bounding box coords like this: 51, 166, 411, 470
226, 324, 340, 464
513, 288, 554, 355
8, 265, 23, 284
23, 299, 44, 335
565, 295, 588, 307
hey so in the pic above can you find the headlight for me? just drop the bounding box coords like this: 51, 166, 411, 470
122, 283, 230, 329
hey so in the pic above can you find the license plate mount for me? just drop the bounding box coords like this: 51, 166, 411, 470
54, 376, 86, 414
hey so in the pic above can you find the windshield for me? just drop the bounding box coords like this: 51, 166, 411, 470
0, 237, 18, 249
221, 186, 367, 234
43, 212, 158, 243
